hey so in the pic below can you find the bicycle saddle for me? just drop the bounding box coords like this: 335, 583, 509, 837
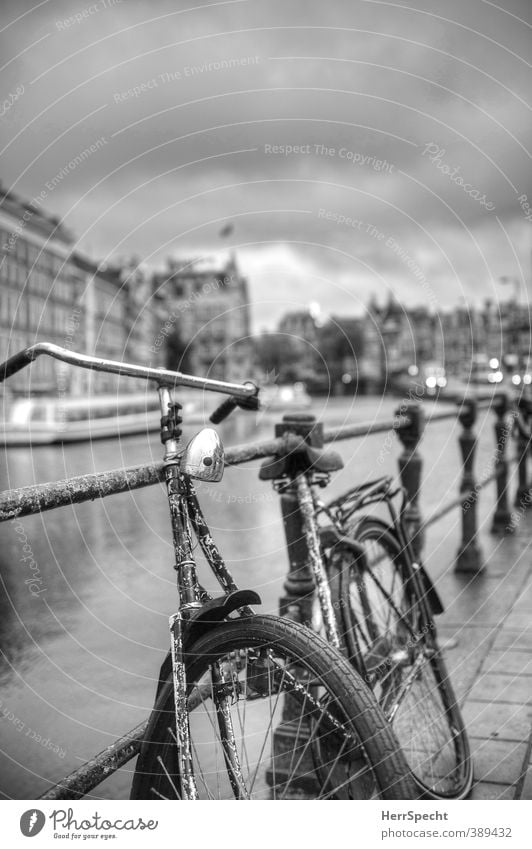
259, 440, 344, 480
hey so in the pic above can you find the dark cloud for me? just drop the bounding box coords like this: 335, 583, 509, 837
1, 0, 531, 327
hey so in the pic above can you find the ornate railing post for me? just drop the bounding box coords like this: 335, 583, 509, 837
455, 398, 483, 573
275, 413, 322, 625
395, 403, 425, 559
491, 392, 513, 534
267, 413, 322, 795
513, 395, 531, 510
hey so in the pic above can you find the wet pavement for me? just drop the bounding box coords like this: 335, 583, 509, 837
425, 479, 532, 799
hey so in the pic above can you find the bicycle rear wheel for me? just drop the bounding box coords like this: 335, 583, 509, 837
329, 518, 472, 799
131, 614, 416, 799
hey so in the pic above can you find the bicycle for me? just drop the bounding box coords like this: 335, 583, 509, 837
260, 413, 473, 800
0, 343, 417, 800
320, 481, 473, 799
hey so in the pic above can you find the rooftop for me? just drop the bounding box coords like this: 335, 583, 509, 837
0, 182, 74, 246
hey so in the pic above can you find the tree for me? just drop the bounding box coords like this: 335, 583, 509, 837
165, 326, 193, 373
254, 332, 304, 382
316, 318, 365, 386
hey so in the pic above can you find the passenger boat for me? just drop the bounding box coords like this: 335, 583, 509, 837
259, 382, 312, 412
0, 391, 206, 446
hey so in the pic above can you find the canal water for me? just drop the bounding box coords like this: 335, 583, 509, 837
0, 394, 498, 799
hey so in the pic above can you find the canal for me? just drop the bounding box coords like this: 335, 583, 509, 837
0, 394, 499, 799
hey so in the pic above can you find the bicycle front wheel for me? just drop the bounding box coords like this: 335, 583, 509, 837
131, 614, 416, 800
329, 518, 472, 799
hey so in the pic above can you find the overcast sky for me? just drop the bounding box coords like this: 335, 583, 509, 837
1, 0, 531, 329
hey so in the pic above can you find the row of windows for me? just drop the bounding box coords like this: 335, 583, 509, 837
0, 257, 75, 301
0, 230, 65, 273
0, 331, 26, 360
0, 300, 126, 347
94, 286, 123, 321
0, 291, 84, 335
0, 289, 23, 326
1, 258, 26, 287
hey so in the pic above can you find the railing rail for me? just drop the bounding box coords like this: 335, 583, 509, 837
0, 405, 493, 523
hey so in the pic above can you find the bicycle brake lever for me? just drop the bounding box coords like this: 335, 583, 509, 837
210, 397, 239, 424
209, 386, 260, 423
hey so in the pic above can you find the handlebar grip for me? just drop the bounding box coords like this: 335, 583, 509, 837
210, 396, 239, 424
0, 348, 36, 382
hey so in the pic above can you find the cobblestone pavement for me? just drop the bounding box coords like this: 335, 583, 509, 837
425, 486, 532, 800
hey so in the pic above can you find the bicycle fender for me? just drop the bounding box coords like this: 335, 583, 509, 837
154, 590, 261, 699
413, 563, 445, 616
321, 523, 445, 616
319, 525, 366, 557
185, 590, 261, 647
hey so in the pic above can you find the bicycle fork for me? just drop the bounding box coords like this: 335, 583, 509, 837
168, 614, 251, 800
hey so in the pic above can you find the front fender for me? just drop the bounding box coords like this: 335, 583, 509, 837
154, 590, 261, 700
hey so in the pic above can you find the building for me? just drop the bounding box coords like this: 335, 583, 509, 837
480, 300, 532, 371
0, 183, 161, 402
0, 184, 80, 396
277, 310, 320, 384
436, 306, 483, 376
152, 254, 252, 382
120, 259, 162, 370
360, 295, 532, 386
357, 297, 385, 391
360, 296, 423, 386
69, 253, 127, 394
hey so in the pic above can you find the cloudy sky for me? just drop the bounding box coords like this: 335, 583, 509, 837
1, 0, 531, 329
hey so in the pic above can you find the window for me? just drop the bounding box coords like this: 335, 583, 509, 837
31, 406, 48, 422
15, 237, 26, 263
0, 290, 8, 324
27, 244, 39, 267
28, 296, 46, 331
17, 265, 26, 287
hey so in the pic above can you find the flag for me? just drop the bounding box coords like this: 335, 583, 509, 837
219, 223, 234, 238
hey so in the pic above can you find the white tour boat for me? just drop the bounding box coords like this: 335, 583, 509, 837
0, 391, 207, 446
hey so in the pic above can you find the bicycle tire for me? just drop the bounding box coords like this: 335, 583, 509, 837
131, 614, 417, 800
328, 517, 472, 800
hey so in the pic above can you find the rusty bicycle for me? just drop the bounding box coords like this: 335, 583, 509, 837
260, 415, 473, 799
0, 343, 416, 800
261, 413, 473, 800
320, 477, 473, 800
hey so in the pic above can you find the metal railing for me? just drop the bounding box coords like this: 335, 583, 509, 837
0, 390, 530, 799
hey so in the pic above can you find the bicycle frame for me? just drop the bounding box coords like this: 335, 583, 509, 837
155, 384, 269, 799
270, 459, 443, 673
292, 474, 343, 651
316, 477, 445, 667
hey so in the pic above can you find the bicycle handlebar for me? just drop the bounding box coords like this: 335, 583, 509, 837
0, 343, 258, 400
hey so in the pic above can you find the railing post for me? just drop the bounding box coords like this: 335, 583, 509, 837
395, 402, 425, 559
276, 413, 321, 625
455, 398, 484, 574
267, 413, 322, 796
491, 392, 513, 534
513, 395, 531, 510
